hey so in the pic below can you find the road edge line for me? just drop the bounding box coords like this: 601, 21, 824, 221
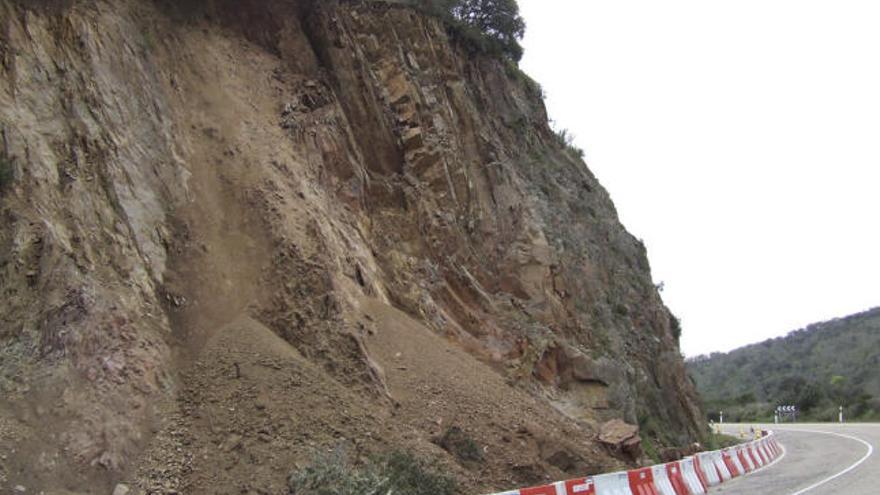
786, 428, 874, 495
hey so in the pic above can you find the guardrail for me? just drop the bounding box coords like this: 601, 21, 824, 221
485, 430, 782, 495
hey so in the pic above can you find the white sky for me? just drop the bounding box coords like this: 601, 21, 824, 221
518, 0, 880, 357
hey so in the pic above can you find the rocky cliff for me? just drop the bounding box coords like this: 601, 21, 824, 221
0, 1, 704, 492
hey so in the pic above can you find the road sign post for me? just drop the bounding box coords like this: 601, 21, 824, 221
776, 405, 798, 423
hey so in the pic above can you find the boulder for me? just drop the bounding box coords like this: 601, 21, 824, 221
598, 419, 642, 459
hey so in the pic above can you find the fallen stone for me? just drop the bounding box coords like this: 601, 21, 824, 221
598, 419, 642, 460
598, 418, 639, 447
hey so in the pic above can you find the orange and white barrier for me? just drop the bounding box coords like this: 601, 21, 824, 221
650, 464, 676, 495
594, 472, 632, 495
680, 457, 708, 494
694, 453, 721, 486
485, 431, 782, 495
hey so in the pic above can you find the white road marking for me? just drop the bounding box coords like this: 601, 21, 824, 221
785, 428, 875, 495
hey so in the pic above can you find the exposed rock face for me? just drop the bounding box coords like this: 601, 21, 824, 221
0, 1, 703, 492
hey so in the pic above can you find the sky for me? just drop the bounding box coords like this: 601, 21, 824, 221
517, 0, 880, 357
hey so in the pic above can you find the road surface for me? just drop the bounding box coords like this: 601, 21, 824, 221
714, 423, 878, 494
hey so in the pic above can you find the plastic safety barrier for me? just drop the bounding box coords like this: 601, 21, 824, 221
594, 472, 633, 495
664, 462, 692, 495
628, 467, 658, 495
738, 445, 754, 472
680, 457, 707, 494
755, 443, 768, 465
721, 449, 743, 477
485, 431, 781, 495
747, 444, 762, 467
650, 465, 675, 495
759, 441, 770, 461
710, 451, 732, 482
518, 478, 597, 495
695, 453, 721, 486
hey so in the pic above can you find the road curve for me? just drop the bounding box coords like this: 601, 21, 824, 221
714, 423, 879, 495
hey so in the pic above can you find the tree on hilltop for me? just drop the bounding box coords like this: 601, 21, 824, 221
413, 0, 526, 61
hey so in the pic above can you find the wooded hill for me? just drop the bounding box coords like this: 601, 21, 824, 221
687, 307, 880, 422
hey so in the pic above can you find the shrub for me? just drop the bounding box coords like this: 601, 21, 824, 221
504, 61, 544, 99
552, 128, 585, 160
380, 451, 459, 494
287, 446, 458, 495
434, 426, 484, 465
669, 314, 682, 341
705, 432, 741, 451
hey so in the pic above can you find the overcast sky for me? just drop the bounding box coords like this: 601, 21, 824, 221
518, 0, 880, 357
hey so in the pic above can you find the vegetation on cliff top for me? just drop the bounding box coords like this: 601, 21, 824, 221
687, 307, 880, 422
405, 0, 526, 62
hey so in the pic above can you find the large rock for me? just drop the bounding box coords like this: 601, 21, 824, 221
598, 419, 643, 460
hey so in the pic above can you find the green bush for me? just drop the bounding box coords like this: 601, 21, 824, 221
381, 451, 459, 494
553, 128, 585, 160
434, 426, 484, 465
504, 61, 544, 99
705, 432, 741, 451
288, 447, 458, 495
669, 314, 682, 341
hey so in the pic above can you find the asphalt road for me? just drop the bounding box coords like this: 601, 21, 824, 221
713, 423, 878, 494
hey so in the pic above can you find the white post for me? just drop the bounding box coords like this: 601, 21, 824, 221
839, 406, 844, 424
720, 411, 724, 424
774, 412, 779, 424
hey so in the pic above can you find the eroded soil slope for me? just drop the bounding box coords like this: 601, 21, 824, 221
0, 1, 703, 493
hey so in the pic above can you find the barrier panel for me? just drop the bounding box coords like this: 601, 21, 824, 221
594, 472, 633, 495
736, 445, 754, 472
722, 449, 743, 477
561, 478, 597, 495
754, 442, 768, 465
520, 484, 555, 495
759, 441, 773, 462
770, 438, 781, 457
680, 457, 706, 494
650, 465, 676, 495
710, 451, 732, 482
695, 454, 721, 486
693, 455, 710, 491
763, 441, 776, 461
627, 467, 658, 495
664, 462, 693, 495
747, 444, 762, 467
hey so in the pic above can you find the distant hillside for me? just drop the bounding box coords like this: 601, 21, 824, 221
687, 308, 880, 422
